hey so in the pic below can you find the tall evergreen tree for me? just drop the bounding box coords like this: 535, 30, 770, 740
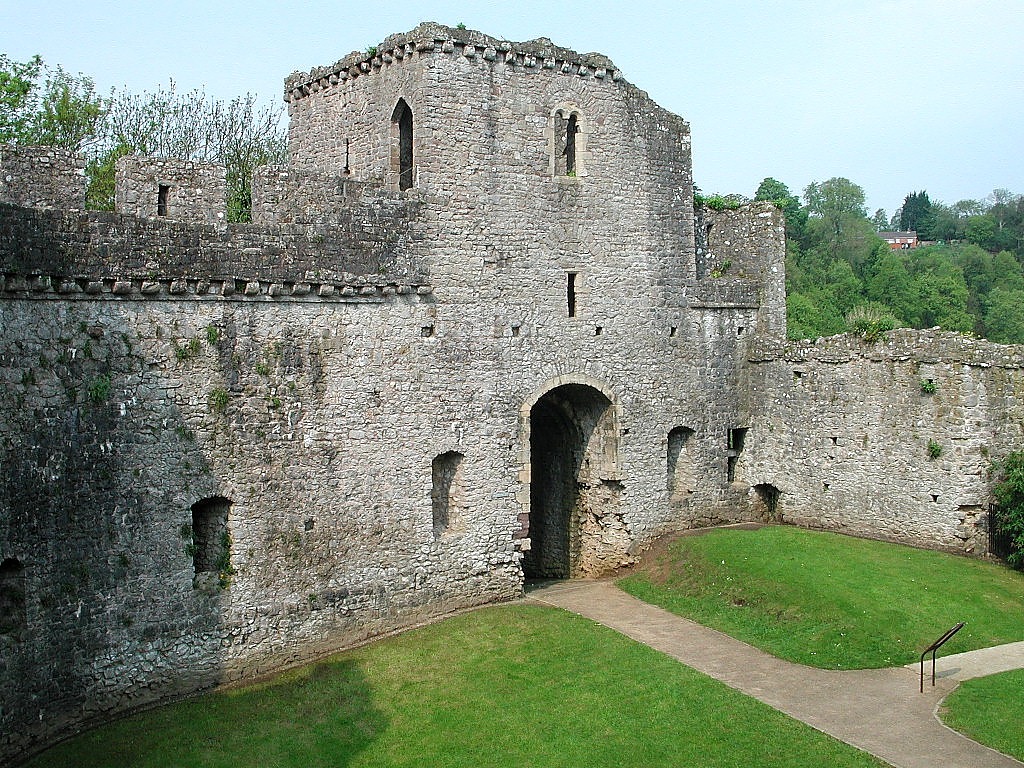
899, 191, 933, 236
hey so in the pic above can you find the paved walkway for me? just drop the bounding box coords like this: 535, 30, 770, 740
527, 580, 1024, 768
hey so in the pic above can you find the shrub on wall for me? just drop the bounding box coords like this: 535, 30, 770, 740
991, 451, 1024, 570
846, 303, 898, 342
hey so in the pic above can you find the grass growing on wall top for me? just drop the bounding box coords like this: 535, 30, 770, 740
619, 525, 1024, 669
940, 669, 1024, 761
25, 605, 885, 768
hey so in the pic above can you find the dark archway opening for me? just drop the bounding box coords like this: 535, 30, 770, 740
0, 558, 26, 636
392, 99, 414, 191
431, 451, 464, 538
189, 496, 232, 589
753, 483, 782, 523
524, 384, 621, 580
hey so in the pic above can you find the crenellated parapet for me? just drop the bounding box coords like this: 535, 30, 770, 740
0, 145, 86, 210
251, 165, 420, 225
115, 156, 227, 223
0, 148, 429, 294
748, 327, 1024, 368
283, 21, 623, 105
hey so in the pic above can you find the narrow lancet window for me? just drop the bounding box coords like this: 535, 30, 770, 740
392, 99, 414, 191
157, 184, 170, 216
567, 272, 577, 317
565, 114, 577, 175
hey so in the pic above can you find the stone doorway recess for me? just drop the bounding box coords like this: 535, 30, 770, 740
522, 381, 627, 579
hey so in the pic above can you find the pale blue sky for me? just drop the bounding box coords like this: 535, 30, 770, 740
4, 0, 1022, 216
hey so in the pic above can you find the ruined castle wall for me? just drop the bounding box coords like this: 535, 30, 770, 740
0, 145, 86, 210
0, 202, 425, 285
0, 283, 761, 761
739, 330, 1024, 552
115, 156, 227, 223
695, 202, 787, 337
250, 165, 416, 226
0, 25, 787, 762
0, 293, 526, 760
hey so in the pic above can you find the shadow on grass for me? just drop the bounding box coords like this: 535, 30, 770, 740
24, 659, 387, 768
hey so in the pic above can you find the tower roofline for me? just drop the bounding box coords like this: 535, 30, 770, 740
283, 21, 623, 104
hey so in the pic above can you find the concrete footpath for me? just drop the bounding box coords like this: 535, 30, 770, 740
528, 580, 1024, 768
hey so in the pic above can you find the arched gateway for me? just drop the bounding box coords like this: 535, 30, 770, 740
521, 379, 629, 579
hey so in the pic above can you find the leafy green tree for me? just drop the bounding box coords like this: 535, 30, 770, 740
991, 452, 1024, 570
824, 259, 862, 314
755, 177, 807, 243
984, 287, 1024, 344
803, 177, 872, 263
926, 201, 960, 243
991, 251, 1024, 291
0, 54, 103, 151
870, 208, 888, 231
786, 291, 844, 340
804, 177, 867, 225
865, 250, 913, 323
965, 215, 1000, 251
904, 249, 973, 331
0, 53, 43, 144
28, 65, 104, 150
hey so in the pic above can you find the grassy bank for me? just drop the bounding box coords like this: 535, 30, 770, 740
940, 669, 1024, 762
25, 604, 884, 768
619, 525, 1024, 669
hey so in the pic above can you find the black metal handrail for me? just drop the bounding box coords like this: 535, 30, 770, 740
920, 622, 965, 692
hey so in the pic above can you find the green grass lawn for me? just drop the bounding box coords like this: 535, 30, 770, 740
940, 669, 1024, 761
25, 604, 885, 768
618, 525, 1024, 669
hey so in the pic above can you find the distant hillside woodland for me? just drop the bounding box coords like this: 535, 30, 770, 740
3, 54, 1023, 345
704, 179, 1024, 345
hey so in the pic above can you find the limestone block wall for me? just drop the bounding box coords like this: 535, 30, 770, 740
694, 202, 787, 337
0, 199, 426, 286
0, 280, 760, 761
739, 330, 1024, 552
0, 293, 524, 759
0, 145, 86, 210
283, 22, 697, 311
250, 165, 419, 226
115, 156, 227, 223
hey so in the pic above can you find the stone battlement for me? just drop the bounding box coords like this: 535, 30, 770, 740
0, 202, 426, 288
284, 22, 622, 104
749, 327, 1024, 368
0, 145, 87, 210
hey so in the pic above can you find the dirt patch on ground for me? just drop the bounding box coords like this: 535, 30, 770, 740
623, 523, 765, 582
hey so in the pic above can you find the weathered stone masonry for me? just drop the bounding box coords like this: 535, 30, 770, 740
740, 331, 1024, 552
0, 22, 1020, 764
